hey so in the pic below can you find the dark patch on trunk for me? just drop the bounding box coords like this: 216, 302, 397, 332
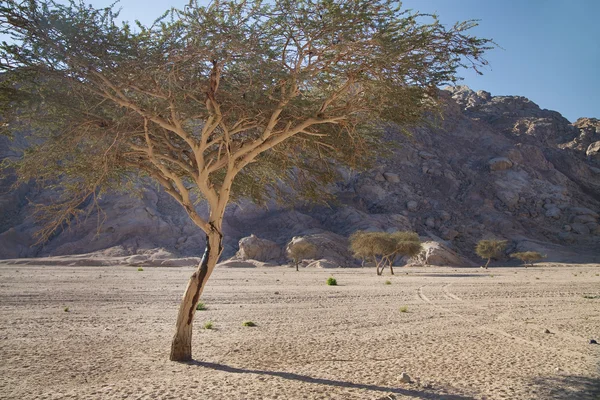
186, 228, 223, 326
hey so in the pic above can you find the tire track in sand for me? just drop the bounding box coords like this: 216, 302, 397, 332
417, 284, 591, 359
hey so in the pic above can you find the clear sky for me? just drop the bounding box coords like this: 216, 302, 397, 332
16, 0, 600, 122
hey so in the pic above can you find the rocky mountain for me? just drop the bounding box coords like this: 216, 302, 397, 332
1, 86, 599, 266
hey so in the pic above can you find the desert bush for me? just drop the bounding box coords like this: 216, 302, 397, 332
196, 302, 207, 311
475, 239, 508, 269
242, 321, 257, 327
326, 277, 337, 286
287, 240, 317, 272
399, 306, 408, 313
203, 321, 214, 330
385, 280, 392, 285
510, 251, 544, 267
137, 267, 144, 272
350, 231, 422, 275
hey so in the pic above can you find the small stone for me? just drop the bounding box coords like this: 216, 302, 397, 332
399, 372, 412, 383
590, 339, 598, 345
544, 328, 551, 334
374, 172, 386, 182
274, 291, 280, 295
383, 172, 400, 183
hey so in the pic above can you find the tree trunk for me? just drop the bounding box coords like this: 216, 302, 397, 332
485, 258, 491, 269
295, 260, 299, 272
389, 264, 394, 275
170, 230, 223, 362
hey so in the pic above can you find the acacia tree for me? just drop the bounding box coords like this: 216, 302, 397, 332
475, 239, 508, 269
510, 251, 544, 268
349, 231, 421, 275
0, 0, 492, 361
286, 239, 317, 271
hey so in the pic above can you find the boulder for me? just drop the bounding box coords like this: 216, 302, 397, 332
236, 235, 282, 262
406, 200, 418, 212
572, 214, 597, 224
383, 172, 400, 183
569, 207, 599, 218
286, 232, 353, 266
488, 157, 513, 171
409, 241, 477, 267
544, 207, 561, 219
570, 223, 590, 235
586, 141, 600, 159
306, 259, 339, 268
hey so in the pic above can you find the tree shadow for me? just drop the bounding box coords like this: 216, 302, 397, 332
531, 374, 600, 399
189, 360, 475, 400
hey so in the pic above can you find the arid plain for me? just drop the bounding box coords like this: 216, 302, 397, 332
0, 263, 599, 400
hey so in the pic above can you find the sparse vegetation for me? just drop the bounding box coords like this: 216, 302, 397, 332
582, 294, 600, 299
510, 251, 545, 267
63, 307, 69, 312
326, 277, 338, 286
242, 321, 257, 327
475, 239, 508, 269
399, 306, 408, 313
350, 231, 422, 275
385, 280, 392, 285
287, 241, 317, 272
203, 321, 214, 330
196, 302, 207, 311
137, 267, 144, 272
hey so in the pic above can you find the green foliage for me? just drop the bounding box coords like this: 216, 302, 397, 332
475, 239, 508, 267
196, 302, 207, 311
349, 230, 422, 274
326, 277, 337, 286
287, 240, 317, 269
385, 280, 392, 285
242, 321, 257, 327
63, 306, 69, 312
399, 306, 408, 313
0, 0, 494, 240
137, 267, 144, 271
203, 321, 214, 330
510, 251, 544, 266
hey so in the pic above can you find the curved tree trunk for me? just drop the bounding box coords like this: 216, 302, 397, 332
170, 229, 223, 362
485, 258, 491, 269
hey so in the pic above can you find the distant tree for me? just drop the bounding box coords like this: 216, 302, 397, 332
0, 0, 492, 361
475, 240, 508, 269
287, 240, 317, 271
510, 251, 544, 268
350, 231, 421, 275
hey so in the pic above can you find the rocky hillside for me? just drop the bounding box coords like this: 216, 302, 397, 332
1, 86, 599, 266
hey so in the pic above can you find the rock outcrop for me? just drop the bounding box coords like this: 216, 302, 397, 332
2, 86, 599, 265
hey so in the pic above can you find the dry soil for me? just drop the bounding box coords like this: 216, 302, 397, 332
0, 263, 599, 399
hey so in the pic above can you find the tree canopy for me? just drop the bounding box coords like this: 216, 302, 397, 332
0, 0, 493, 361
349, 230, 421, 275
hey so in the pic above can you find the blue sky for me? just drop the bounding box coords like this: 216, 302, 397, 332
15, 0, 600, 122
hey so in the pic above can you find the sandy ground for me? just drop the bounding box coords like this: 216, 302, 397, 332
0, 263, 599, 400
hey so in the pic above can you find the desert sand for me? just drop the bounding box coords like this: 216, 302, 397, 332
0, 263, 599, 399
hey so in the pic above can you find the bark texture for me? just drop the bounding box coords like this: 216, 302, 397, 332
170, 230, 222, 361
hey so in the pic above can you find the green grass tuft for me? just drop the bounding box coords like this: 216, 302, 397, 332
63, 306, 69, 312
326, 277, 337, 286
582, 294, 599, 299
137, 267, 144, 271
203, 321, 213, 330
196, 302, 207, 311
242, 321, 257, 327
399, 306, 408, 313
385, 280, 392, 285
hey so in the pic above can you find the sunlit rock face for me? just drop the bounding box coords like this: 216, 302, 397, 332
1, 86, 599, 264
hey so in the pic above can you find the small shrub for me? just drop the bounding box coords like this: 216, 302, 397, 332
63, 306, 69, 312
196, 302, 207, 311
137, 267, 144, 271
399, 306, 408, 313
242, 321, 257, 327
385, 280, 392, 285
582, 294, 599, 299
203, 321, 214, 330
326, 277, 337, 286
